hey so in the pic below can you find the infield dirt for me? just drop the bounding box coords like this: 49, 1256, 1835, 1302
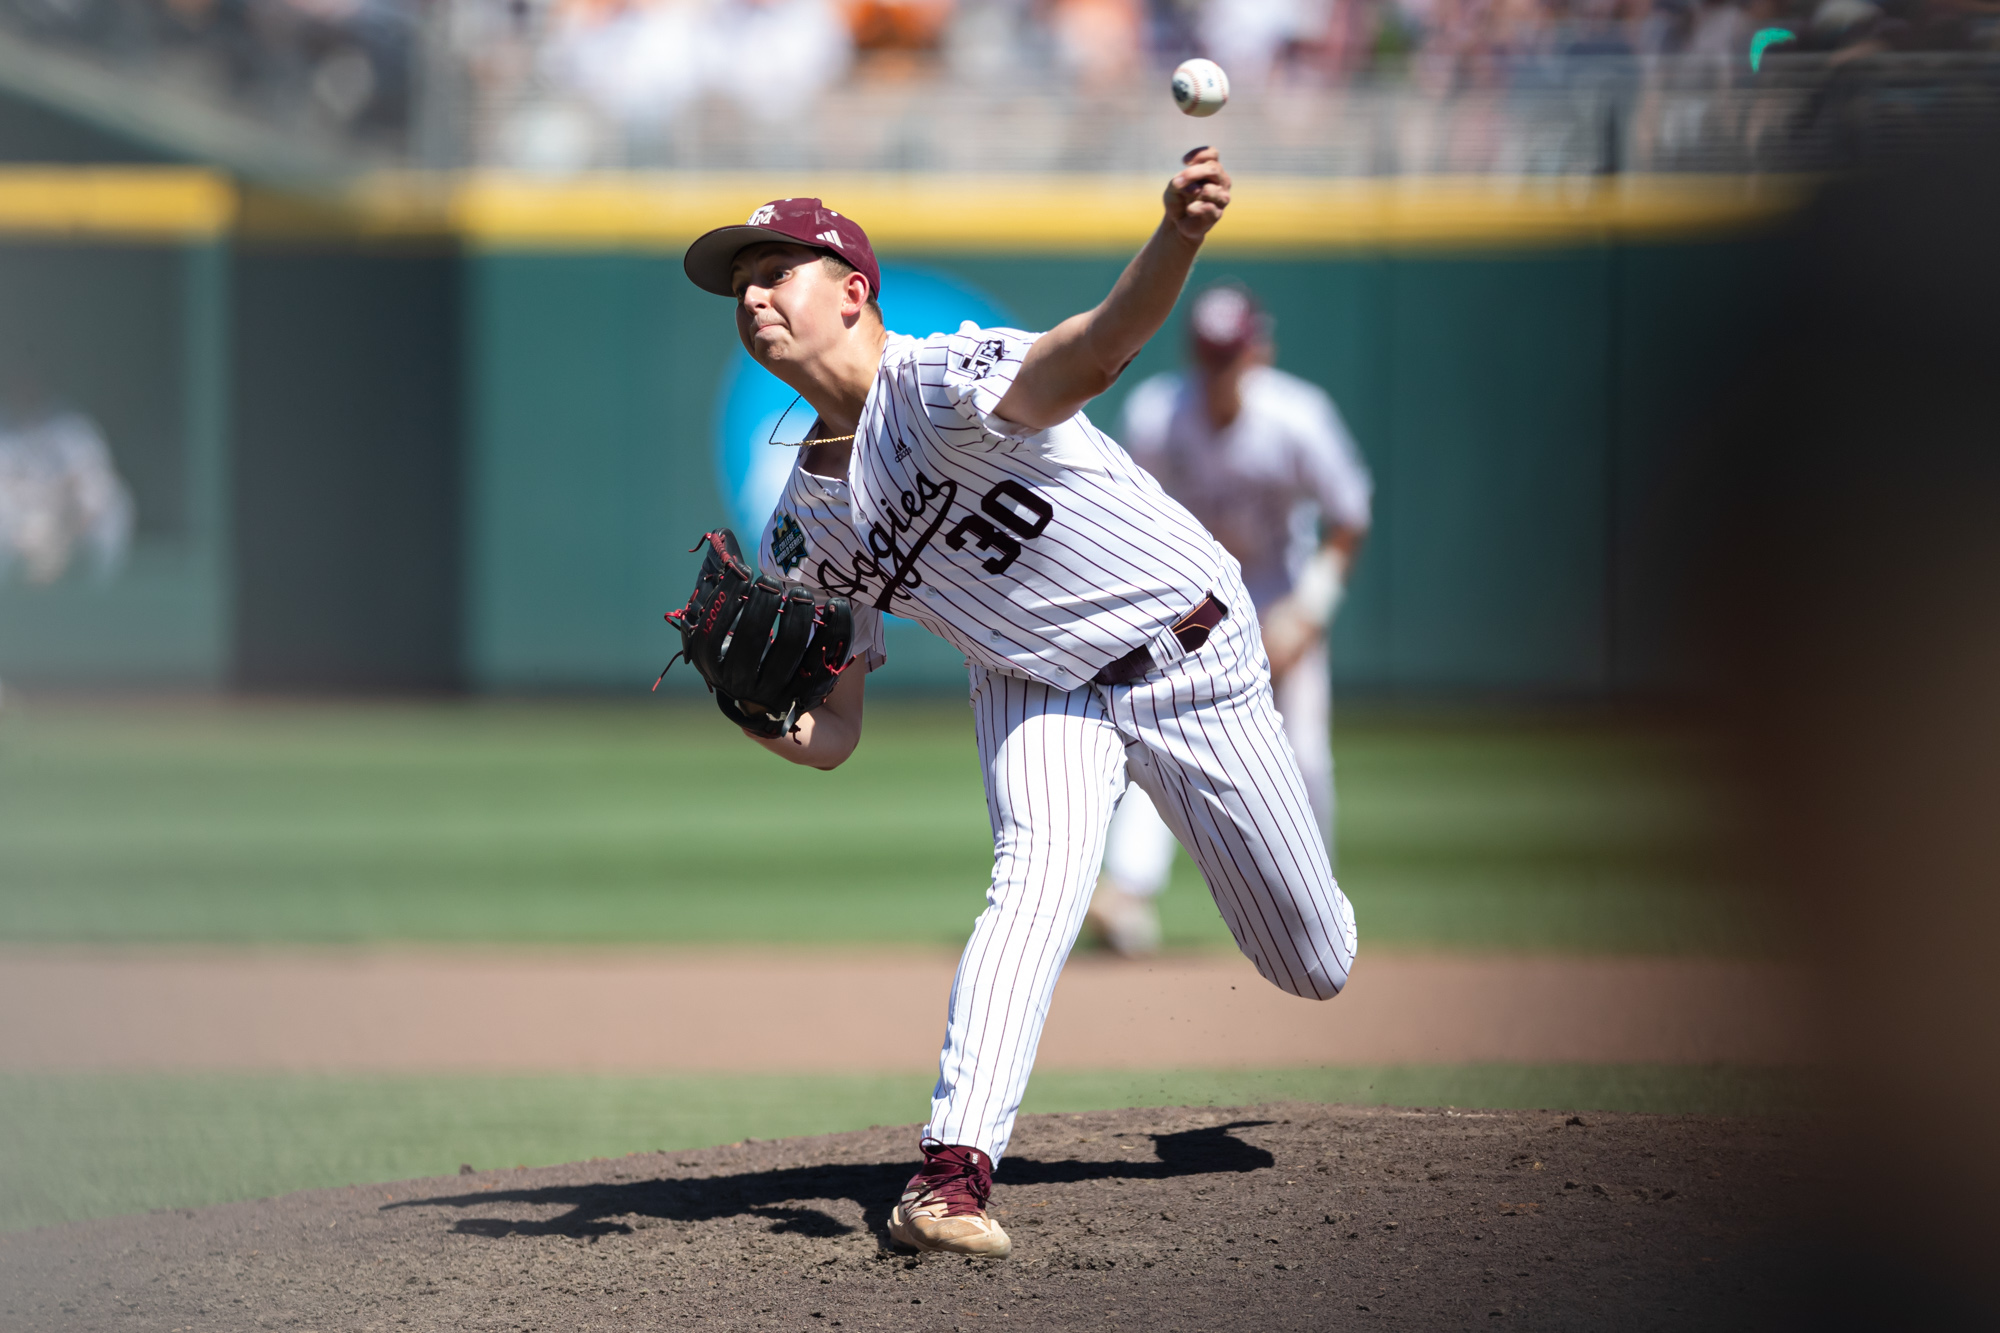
0, 1102, 1814, 1332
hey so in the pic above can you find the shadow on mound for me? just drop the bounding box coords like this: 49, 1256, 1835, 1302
389, 1120, 1275, 1242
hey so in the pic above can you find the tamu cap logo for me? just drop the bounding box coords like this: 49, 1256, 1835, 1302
686, 197, 883, 300
1189, 282, 1270, 365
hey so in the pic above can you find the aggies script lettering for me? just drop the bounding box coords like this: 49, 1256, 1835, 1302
817, 470, 1058, 611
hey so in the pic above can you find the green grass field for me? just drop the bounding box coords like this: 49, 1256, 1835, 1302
0, 1065, 1813, 1233
0, 699, 1782, 1233
0, 698, 1760, 954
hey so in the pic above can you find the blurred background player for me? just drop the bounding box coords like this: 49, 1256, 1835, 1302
0, 355, 133, 588
1087, 282, 1371, 956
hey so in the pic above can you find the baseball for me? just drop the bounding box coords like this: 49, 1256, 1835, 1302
1171, 58, 1230, 117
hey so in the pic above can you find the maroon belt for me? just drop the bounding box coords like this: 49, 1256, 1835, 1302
1092, 593, 1229, 686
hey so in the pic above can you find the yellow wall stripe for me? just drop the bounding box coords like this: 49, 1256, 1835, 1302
0, 168, 235, 241
448, 172, 1810, 253
0, 167, 1806, 249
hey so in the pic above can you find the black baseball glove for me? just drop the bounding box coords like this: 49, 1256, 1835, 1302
660, 529, 855, 738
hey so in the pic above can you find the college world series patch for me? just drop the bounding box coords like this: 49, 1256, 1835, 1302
771, 512, 808, 574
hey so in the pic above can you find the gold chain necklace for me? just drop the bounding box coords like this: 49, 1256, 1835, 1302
765, 393, 856, 448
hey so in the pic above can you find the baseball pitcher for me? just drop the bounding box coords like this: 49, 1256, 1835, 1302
665, 150, 1357, 1258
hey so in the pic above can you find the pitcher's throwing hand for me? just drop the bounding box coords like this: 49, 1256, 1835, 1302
1167, 146, 1232, 240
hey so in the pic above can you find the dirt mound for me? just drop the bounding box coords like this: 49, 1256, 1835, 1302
0, 1103, 1813, 1331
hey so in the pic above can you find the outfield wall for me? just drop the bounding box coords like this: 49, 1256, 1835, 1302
0, 170, 1793, 696
0, 174, 232, 687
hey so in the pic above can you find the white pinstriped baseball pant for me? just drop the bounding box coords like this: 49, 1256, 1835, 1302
923, 570, 1359, 1165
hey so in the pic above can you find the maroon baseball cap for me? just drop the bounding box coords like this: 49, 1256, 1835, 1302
683, 198, 881, 300
1188, 283, 1271, 365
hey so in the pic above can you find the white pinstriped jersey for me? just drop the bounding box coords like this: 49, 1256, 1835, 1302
758, 322, 1231, 691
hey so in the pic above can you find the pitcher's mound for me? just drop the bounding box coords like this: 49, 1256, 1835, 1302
0, 1103, 1813, 1331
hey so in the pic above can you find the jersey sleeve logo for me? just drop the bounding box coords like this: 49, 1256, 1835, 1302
771, 511, 808, 574
954, 339, 1007, 380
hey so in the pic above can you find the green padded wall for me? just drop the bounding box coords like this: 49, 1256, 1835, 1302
230, 245, 463, 691
1608, 241, 1789, 695
465, 253, 729, 692
0, 242, 230, 686
1380, 251, 1614, 691
0, 232, 1785, 696
464, 241, 1781, 697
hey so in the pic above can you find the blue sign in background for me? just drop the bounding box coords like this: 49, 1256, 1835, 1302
713, 264, 1016, 546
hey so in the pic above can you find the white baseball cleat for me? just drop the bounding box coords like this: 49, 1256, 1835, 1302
886, 1140, 1012, 1258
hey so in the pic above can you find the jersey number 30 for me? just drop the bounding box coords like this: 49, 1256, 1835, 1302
945, 481, 1055, 577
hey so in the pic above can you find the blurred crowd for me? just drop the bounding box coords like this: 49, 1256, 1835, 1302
459, 0, 1999, 163
2, 0, 1995, 154
0, 0, 418, 140
522, 0, 2000, 119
